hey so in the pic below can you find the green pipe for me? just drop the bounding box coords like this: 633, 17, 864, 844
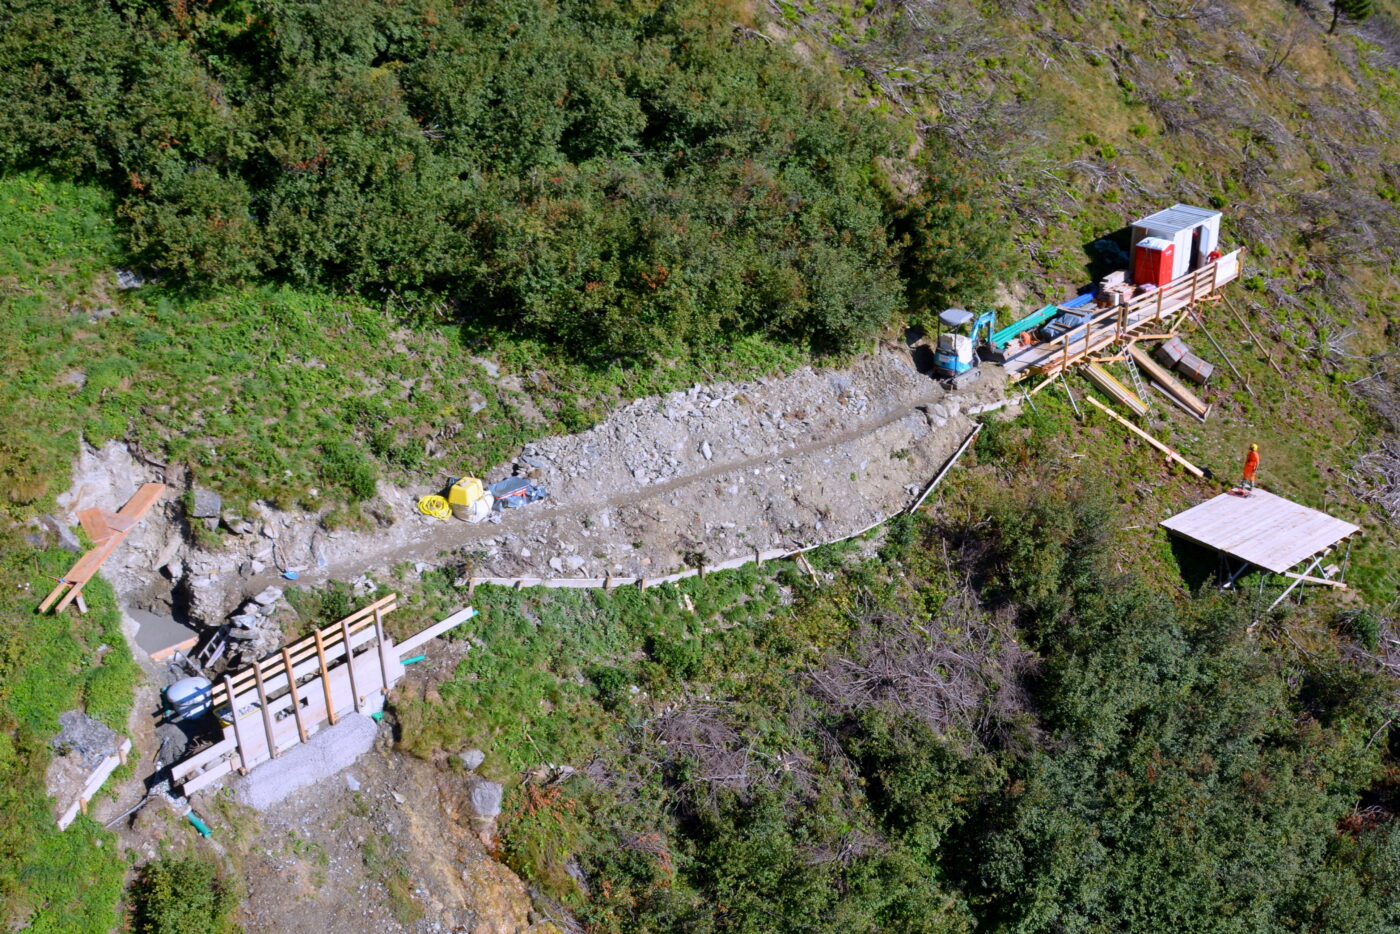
401, 654, 426, 665
186, 810, 211, 838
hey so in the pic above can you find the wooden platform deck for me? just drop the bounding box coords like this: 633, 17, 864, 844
1001, 250, 1241, 381
1159, 489, 1358, 574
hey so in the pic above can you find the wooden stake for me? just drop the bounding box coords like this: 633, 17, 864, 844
313, 630, 337, 726
282, 648, 308, 744
1084, 396, 1206, 478
342, 619, 362, 713
373, 607, 392, 700
252, 661, 277, 759
224, 674, 251, 774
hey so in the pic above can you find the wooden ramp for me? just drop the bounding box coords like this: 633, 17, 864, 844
1160, 490, 1358, 574
172, 596, 476, 796
39, 483, 166, 614
1002, 250, 1241, 381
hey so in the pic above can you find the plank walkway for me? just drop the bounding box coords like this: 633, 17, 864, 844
1001, 250, 1242, 381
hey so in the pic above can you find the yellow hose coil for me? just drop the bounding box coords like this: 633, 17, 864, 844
417, 494, 451, 520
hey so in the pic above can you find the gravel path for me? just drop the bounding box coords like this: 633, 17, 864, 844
62, 347, 1015, 656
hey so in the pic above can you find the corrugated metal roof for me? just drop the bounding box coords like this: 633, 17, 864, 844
1132, 203, 1219, 234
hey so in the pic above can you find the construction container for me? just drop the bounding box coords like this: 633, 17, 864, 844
1155, 336, 1188, 369
1176, 351, 1215, 385
1130, 204, 1222, 281
1133, 237, 1176, 287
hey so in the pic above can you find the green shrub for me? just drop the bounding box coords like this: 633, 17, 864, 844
130, 855, 238, 934
0, 0, 1006, 360
586, 664, 634, 712
319, 442, 377, 502
645, 630, 703, 682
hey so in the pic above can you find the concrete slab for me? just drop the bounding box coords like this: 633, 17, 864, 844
229, 713, 380, 811
127, 607, 200, 660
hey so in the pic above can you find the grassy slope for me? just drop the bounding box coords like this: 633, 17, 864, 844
778, 0, 1400, 601
0, 170, 807, 928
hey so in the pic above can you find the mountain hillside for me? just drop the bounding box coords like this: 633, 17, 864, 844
1, 1, 1399, 931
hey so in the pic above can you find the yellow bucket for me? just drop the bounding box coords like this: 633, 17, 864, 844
447, 476, 484, 507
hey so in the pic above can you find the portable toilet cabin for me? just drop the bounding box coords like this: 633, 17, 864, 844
1129, 204, 1221, 283
1132, 237, 1175, 287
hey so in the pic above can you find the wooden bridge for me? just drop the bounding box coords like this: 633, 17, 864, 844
1001, 250, 1242, 382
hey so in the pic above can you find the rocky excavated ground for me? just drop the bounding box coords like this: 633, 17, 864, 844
51, 346, 1013, 669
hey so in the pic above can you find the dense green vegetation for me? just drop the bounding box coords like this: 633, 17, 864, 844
0, 540, 139, 931
394, 490, 1400, 932
0, 0, 1006, 359
129, 853, 239, 934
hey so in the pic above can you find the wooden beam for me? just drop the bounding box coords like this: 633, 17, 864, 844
314, 630, 337, 726
373, 608, 392, 698
1084, 364, 1148, 416
1128, 345, 1208, 415
224, 675, 250, 774
282, 647, 308, 744
1281, 571, 1347, 589
252, 661, 277, 759
341, 619, 362, 713
1084, 396, 1206, 478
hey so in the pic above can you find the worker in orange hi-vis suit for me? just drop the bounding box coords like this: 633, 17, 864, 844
1241, 443, 1260, 493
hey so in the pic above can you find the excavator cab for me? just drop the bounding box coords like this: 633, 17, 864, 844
933, 308, 982, 387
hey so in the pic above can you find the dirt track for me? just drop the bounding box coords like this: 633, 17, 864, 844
62, 346, 1014, 642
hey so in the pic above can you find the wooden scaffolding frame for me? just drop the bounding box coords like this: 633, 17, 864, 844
172, 595, 476, 795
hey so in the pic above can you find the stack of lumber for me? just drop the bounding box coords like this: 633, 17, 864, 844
1128, 345, 1210, 421
1083, 363, 1149, 416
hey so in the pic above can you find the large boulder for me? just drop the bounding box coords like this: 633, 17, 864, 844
190, 488, 222, 519
467, 778, 503, 819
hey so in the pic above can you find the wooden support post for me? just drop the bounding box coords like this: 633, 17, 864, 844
313, 630, 337, 726
224, 674, 251, 774
252, 661, 278, 759
74, 592, 88, 615
755, 549, 764, 567
1268, 553, 1328, 611
1199, 321, 1253, 396
373, 608, 392, 698
1084, 396, 1206, 478
281, 647, 308, 744
341, 619, 362, 713
1210, 259, 1220, 296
